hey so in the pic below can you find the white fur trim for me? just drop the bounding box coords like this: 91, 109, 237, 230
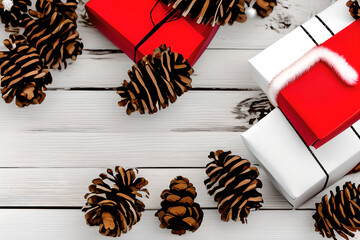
2, 0, 13, 11
268, 46, 359, 107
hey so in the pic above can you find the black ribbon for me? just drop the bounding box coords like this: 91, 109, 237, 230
297, 16, 360, 191
133, 0, 182, 62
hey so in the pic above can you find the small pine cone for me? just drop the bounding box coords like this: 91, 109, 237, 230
0, 0, 31, 30
313, 182, 360, 240
117, 44, 193, 115
349, 163, 360, 174
82, 166, 149, 237
32, 0, 78, 21
162, 0, 247, 26
0, 34, 52, 107
205, 150, 263, 222
251, 0, 277, 18
347, 0, 360, 19
23, 8, 83, 70
155, 176, 203, 235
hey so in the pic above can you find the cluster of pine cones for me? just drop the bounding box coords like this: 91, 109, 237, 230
0, 0, 83, 107
82, 152, 264, 237
161, 0, 277, 26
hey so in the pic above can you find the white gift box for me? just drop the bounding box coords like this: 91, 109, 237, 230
242, 109, 360, 208
243, 0, 360, 208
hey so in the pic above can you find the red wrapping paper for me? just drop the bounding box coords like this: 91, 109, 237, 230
85, 0, 219, 66
278, 19, 360, 148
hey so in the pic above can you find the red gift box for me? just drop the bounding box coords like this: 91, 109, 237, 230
274, 20, 360, 149
85, 0, 219, 66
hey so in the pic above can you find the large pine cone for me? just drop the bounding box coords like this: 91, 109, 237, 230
161, 0, 247, 25
205, 150, 263, 222
0, 34, 52, 107
162, 0, 277, 25
347, 0, 360, 19
155, 176, 203, 235
0, 0, 31, 30
82, 166, 149, 237
22, 3, 83, 70
313, 182, 360, 240
117, 44, 193, 115
32, 0, 78, 21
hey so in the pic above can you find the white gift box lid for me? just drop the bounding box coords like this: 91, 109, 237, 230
242, 109, 360, 208
249, 0, 355, 95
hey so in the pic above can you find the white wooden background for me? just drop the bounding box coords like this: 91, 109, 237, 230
1, 0, 360, 239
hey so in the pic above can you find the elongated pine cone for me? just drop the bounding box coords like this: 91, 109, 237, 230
22, 2, 83, 70
0, 34, 52, 107
162, 0, 277, 25
82, 166, 149, 237
313, 182, 360, 240
117, 44, 193, 115
0, 0, 31, 30
251, 0, 277, 18
347, 0, 360, 19
155, 176, 203, 235
32, 0, 78, 21
205, 150, 263, 222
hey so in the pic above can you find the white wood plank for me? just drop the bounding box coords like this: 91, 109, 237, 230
0, 90, 259, 133
49, 49, 261, 89
0, 132, 254, 168
0, 168, 290, 209
1, 209, 351, 240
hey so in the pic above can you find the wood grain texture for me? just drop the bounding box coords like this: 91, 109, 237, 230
3, 209, 359, 240
0, 168, 291, 209
0, 1, 354, 239
0, 91, 260, 133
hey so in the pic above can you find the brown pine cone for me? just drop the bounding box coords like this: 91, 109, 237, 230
0, 0, 31, 31
82, 166, 149, 237
117, 44, 193, 115
155, 176, 203, 235
0, 34, 52, 107
161, 0, 248, 25
22, 5, 83, 70
32, 0, 78, 21
349, 163, 360, 174
205, 150, 263, 222
251, 0, 277, 18
347, 0, 360, 19
313, 182, 360, 240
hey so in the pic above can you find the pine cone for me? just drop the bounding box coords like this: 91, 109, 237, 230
205, 150, 263, 222
82, 166, 149, 237
32, 0, 78, 21
161, 0, 248, 25
0, 34, 52, 107
251, 0, 277, 18
349, 163, 360, 174
313, 182, 360, 240
347, 0, 360, 19
22, 5, 83, 70
155, 176, 203, 235
117, 44, 193, 115
0, 0, 31, 30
